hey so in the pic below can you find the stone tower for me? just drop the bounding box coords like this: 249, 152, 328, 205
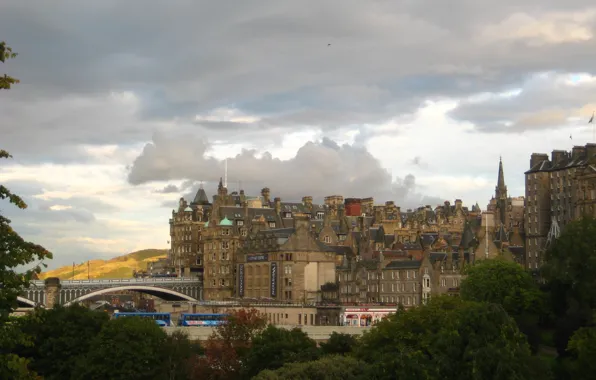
44, 277, 61, 308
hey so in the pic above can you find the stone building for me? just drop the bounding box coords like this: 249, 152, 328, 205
168, 185, 211, 277
336, 246, 467, 307
168, 177, 490, 302
237, 213, 337, 303
524, 143, 596, 270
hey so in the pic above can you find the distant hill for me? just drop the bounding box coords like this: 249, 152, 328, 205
39, 249, 168, 280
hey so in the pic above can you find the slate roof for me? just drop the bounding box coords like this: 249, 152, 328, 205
385, 260, 422, 269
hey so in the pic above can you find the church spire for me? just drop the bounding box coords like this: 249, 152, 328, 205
496, 156, 507, 199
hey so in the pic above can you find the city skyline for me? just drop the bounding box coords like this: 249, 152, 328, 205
2, 1, 596, 269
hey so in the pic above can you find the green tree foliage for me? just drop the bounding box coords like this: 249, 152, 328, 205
0, 41, 20, 89
319, 332, 358, 356
163, 330, 203, 380
12, 305, 109, 380
356, 296, 536, 380
253, 355, 369, 380
242, 325, 320, 379
73, 317, 169, 380
0, 41, 52, 380
542, 217, 596, 354
460, 259, 545, 352
543, 217, 596, 315
565, 326, 596, 380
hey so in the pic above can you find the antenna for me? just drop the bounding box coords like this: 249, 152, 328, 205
224, 158, 228, 189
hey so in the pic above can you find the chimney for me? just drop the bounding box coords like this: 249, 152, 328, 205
261, 188, 271, 205
302, 196, 313, 209
551, 150, 567, 166
530, 153, 549, 169
274, 197, 281, 214
293, 213, 310, 231
586, 143, 596, 159
572, 146, 586, 161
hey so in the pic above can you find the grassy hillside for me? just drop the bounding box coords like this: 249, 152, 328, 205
39, 249, 168, 280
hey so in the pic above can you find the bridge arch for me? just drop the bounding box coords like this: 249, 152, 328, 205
17, 296, 39, 308
63, 285, 196, 307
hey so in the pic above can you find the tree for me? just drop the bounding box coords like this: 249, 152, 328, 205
163, 330, 203, 380
1, 41, 20, 89
565, 326, 596, 379
189, 308, 267, 380
460, 259, 545, 352
319, 332, 358, 356
541, 217, 596, 354
356, 296, 536, 380
73, 317, 169, 380
542, 217, 596, 315
242, 325, 320, 379
12, 305, 109, 380
253, 355, 369, 380
1, 41, 52, 380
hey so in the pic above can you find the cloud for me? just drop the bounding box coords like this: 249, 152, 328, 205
450, 72, 596, 133
154, 184, 180, 194
128, 133, 443, 207
2, 1, 596, 156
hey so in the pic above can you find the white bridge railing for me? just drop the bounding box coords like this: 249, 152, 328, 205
30, 277, 200, 287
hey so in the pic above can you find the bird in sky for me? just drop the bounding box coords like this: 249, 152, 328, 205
328, 43, 331, 47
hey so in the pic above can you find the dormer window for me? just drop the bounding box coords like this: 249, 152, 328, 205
324, 235, 331, 243
316, 212, 324, 219
269, 222, 276, 228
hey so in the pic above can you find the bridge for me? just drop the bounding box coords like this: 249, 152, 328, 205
18, 277, 202, 308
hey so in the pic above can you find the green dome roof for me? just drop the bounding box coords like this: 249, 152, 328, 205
204, 221, 209, 227
219, 216, 233, 226
184, 206, 192, 212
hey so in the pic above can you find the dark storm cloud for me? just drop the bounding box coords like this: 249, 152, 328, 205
1, 0, 596, 156
129, 133, 443, 208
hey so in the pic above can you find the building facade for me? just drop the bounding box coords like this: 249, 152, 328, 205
524, 143, 596, 269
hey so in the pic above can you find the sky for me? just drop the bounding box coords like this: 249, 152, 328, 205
1, 1, 596, 269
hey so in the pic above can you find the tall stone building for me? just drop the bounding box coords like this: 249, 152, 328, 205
168, 184, 211, 277
524, 143, 596, 270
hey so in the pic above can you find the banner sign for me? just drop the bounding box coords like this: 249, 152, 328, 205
247, 254, 269, 262
270, 262, 277, 297
238, 264, 245, 297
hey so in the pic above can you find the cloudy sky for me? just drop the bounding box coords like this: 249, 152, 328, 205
2, 1, 596, 269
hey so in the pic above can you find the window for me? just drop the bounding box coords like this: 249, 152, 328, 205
284, 264, 292, 275
222, 241, 229, 249
222, 229, 230, 236
237, 220, 244, 226
269, 222, 276, 228
324, 235, 331, 243
441, 278, 446, 287
317, 212, 324, 219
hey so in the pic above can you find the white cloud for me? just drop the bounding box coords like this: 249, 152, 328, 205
479, 10, 596, 46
